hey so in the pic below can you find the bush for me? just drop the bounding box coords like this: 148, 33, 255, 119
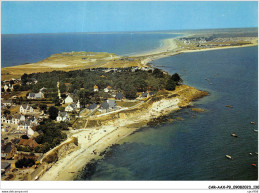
16, 145, 33, 152
3, 110, 10, 116
166, 79, 176, 91
171, 73, 182, 85
21, 135, 29, 139
15, 158, 35, 168
48, 106, 59, 120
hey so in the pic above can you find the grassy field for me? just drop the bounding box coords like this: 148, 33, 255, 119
1, 51, 143, 80
116, 101, 140, 107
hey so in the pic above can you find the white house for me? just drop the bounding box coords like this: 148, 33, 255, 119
64, 95, 73, 104
6, 117, 12, 124
3, 85, 9, 91
19, 115, 26, 122
17, 120, 31, 131
56, 111, 70, 122
3, 84, 14, 92
1, 115, 6, 123
104, 86, 112, 93
65, 103, 77, 112
27, 116, 38, 125
2, 100, 12, 107
12, 115, 22, 125
94, 85, 99, 92
1, 128, 8, 132
27, 92, 44, 99
20, 104, 33, 114
76, 100, 81, 109
27, 127, 35, 137
39, 87, 47, 93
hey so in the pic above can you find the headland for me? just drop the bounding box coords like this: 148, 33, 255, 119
39, 85, 208, 181
1, 28, 257, 181
2, 29, 258, 80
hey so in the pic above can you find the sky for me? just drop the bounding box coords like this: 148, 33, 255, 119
1, 1, 258, 34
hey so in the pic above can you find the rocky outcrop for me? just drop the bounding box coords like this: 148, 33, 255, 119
86, 85, 208, 128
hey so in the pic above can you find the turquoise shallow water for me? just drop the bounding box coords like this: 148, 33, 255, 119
1, 33, 178, 67
78, 46, 258, 180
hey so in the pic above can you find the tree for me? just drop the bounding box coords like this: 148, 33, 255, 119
59, 82, 67, 93
77, 90, 92, 107
57, 122, 69, 130
135, 79, 148, 92
3, 110, 10, 116
48, 106, 59, 120
53, 97, 61, 106
21, 73, 29, 85
15, 158, 35, 168
13, 84, 20, 91
19, 97, 23, 103
171, 73, 182, 85
21, 135, 29, 139
32, 104, 38, 109
34, 120, 68, 153
125, 86, 137, 99
153, 68, 164, 78
166, 79, 176, 91
9, 80, 15, 85
39, 104, 47, 112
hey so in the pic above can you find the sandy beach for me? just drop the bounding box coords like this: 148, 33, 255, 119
34, 34, 257, 181
180, 39, 258, 54
39, 85, 207, 181
3, 32, 257, 181
131, 37, 179, 57
138, 37, 258, 67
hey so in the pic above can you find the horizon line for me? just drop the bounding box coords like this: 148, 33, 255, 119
2, 27, 258, 35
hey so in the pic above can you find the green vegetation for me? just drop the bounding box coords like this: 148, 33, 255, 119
15, 158, 35, 168
166, 73, 183, 91
34, 119, 68, 153
48, 106, 59, 120
16, 145, 33, 152
21, 135, 29, 139
20, 67, 182, 103
3, 109, 10, 116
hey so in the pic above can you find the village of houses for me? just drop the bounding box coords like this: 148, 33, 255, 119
1, 67, 155, 180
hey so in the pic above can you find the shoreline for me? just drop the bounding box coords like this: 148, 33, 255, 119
137, 38, 258, 67
39, 85, 208, 181
1, 34, 257, 80
2, 33, 257, 181
130, 37, 179, 57
37, 38, 257, 181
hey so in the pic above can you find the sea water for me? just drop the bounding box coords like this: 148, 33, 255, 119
78, 46, 258, 180
2, 33, 257, 180
1, 33, 178, 68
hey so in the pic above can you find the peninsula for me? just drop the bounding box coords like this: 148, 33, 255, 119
1, 28, 258, 181
1, 28, 258, 81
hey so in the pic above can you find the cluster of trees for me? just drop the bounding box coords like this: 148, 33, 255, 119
16, 145, 33, 152
15, 120, 69, 153
48, 106, 59, 120
8, 97, 24, 105
15, 158, 35, 168
166, 73, 182, 91
34, 119, 68, 153
23, 67, 182, 103
3, 109, 10, 116
1, 76, 32, 92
